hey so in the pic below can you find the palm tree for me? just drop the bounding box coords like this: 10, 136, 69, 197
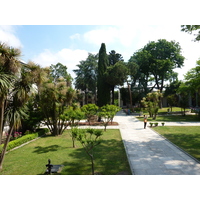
39, 65, 76, 136
0, 65, 35, 170
39, 78, 76, 136
0, 42, 21, 145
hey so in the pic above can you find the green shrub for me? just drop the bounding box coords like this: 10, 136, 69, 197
149, 122, 153, 127
0, 128, 49, 154
36, 128, 49, 136
154, 122, 158, 127
24, 130, 31, 135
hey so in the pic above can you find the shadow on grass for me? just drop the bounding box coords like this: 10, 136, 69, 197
60, 139, 132, 175
33, 145, 63, 154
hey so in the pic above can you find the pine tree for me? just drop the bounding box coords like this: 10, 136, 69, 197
97, 43, 110, 107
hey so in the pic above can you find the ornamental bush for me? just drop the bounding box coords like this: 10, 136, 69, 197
0, 128, 49, 154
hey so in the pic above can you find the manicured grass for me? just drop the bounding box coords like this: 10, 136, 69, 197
157, 107, 190, 113
137, 107, 190, 115
0, 129, 131, 175
137, 114, 200, 122
154, 126, 200, 161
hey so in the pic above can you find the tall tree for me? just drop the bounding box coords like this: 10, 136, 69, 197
97, 43, 110, 107
39, 63, 76, 136
108, 50, 124, 65
0, 69, 34, 170
105, 61, 128, 104
0, 43, 21, 146
107, 50, 125, 104
73, 53, 98, 104
184, 60, 200, 107
0, 45, 38, 170
143, 39, 184, 94
129, 49, 155, 97
177, 82, 190, 116
50, 62, 72, 86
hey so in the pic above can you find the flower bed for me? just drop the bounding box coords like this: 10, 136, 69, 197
0, 128, 49, 154
78, 121, 119, 126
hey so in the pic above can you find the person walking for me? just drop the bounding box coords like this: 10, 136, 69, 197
144, 115, 147, 129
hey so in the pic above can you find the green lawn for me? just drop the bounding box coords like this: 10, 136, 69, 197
137, 114, 200, 122
157, 107, 190, 113
154, 126, 200, 161
0, 129, 131, 175
137, 107, 191, 115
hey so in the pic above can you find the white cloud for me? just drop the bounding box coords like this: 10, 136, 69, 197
83, 26, 119, 46
70, 33, 81, 40
0, 25, 23, 48
82, 24, 200, 81
32, 48, 89, 79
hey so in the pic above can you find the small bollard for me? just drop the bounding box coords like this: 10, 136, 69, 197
46, 159, 53, 174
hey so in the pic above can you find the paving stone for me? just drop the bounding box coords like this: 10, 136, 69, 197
114, 112, 200, 175
163, 169, 186, 175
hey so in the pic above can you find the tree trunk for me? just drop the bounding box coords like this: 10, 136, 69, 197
127, 81, 133, 111
0, 126, 14, 171
111, 86, 114, 105
72, 137, 76, 148
90, 154, 94, 175
0, 101, 5, 145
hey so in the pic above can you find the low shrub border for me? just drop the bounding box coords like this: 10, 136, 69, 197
0, 128, 49, 154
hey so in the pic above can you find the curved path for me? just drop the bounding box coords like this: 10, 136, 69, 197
114, 110, 200, 175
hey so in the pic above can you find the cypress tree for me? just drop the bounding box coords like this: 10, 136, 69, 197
97, 43, 110, 107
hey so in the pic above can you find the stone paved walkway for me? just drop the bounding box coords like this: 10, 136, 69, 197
114, 111, 200, 175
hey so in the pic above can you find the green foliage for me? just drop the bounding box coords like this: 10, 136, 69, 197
97, 43, 110, 107
39, 65, 76, 136
105, 61, 128, 86
129, 39, 184, 105
50, 62, 72, 85
81, 104, 99, 124
181, 25, 200, 41
184, 64, 200, 91
177, 82, 190, 116
73, 53, 98, 93
98, 104, 120, 131
108, 50, 124, 65
63, 106, 85, 127
141, 91, 162, 120
21, 97, 44, 132
0, 129, 48, 154
73, 128, 103, 174
167, 94, 178, 111
154, 122, 158, 126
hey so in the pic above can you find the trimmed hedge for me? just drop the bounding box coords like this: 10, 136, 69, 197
0, 128, 49, 154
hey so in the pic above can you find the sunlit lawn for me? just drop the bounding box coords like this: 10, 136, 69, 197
154, 126, 200, 161
137, 114, 200, 122
0, 129, 131, 175
139, 107, 190, 115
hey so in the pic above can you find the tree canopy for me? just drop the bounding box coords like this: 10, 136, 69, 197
181, 25, 200, 41
97, 43, 110, 107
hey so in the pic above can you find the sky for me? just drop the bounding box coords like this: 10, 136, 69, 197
1, 24, 200, 82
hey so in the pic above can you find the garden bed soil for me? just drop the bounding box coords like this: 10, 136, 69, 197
78, 121, 119, 126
